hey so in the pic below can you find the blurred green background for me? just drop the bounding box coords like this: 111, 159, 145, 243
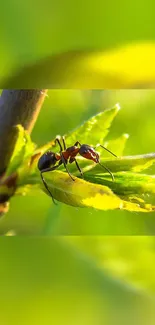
1, 1, 155, 87
1, 89, 155, 235
1, 237, 155, 325
1, 1, 155, 324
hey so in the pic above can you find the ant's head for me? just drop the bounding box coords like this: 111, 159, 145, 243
79, 144, 99, 163
38, 151, 57, 171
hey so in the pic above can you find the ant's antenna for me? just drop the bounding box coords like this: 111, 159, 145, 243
95, 144, 117, 158
98, 162, 114, 181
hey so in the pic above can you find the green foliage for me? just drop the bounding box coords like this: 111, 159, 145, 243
1, 237, 155, 325
1, 92, 155, 324
6, 125, 35, 176
66, 103, 120, 146
1, 0, 155, 90
67, 236, 155, 294
1, 4, 155, 322
2, 44, 155, 88
1, 104, 155, 213
1, 0, 155, 88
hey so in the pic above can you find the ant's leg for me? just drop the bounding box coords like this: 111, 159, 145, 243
55, 137, 63, 151
74, 141, 81, 147
60, 155, 75, 181
56, 137, 68, 167
41, 167, 57, 204
69, 157, 84, 178
95, 144, 117, 158
54, 138, 74, 181
62, 136, 67, 150
74, 159, 84, 178
98, 162, 114, 181
40, 163, 62, 204
41, 172, 56, 204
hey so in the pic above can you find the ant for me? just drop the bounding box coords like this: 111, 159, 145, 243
38, 136, 117, 203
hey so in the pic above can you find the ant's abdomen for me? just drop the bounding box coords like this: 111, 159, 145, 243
38, 151, 57, 171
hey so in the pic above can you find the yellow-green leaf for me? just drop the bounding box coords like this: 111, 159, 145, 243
6, 125, 35, 176
66, 104, 120, 146
2, 42, 155, 88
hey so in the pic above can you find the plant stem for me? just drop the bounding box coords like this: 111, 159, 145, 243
0, 89, 48, 175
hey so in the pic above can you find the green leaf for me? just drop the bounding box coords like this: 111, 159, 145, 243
18, 170, 122, 210
2, 107, 155, 214
6, 125, 35, 176
34, 105, 121, 157
11, 108, 155, 213
2, 43, 155, 88
103, 133, 129, 156
81, 153, 155, 175
16, 166, 155, 212
66, 103, 120, 146
84, 172, 155, 212
85, 171, 155, 195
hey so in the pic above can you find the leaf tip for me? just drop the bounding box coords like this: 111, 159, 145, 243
123, 133, 130, 139
115, 103, 121, 111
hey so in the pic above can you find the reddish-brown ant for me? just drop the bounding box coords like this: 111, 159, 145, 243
38, 136, 117, 203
